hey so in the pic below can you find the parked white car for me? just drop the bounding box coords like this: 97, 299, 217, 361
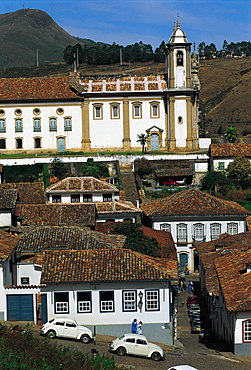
108, 333, 164, 361
39, 318, 93, 343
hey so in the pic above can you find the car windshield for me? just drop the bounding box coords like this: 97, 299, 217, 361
49, 319, 54, 323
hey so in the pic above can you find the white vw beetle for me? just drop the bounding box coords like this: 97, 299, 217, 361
108, 333, 164, 361
39, 318, 93, 343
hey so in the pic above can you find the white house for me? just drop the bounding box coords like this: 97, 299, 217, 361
141, 188, 251, 271
0, 189, 17, 227
45, 176, 120, 204
209, 143, 251, 171
197, 237, 251, 357
40, 248, 178, 345
0, 19, 200, 155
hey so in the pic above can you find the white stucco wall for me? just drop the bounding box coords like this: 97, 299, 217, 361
0, 211, 12, 227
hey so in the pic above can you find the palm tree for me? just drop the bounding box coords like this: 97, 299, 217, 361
137, 133, 147, 154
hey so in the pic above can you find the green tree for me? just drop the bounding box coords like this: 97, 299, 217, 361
200, 170, 229, 194
154, 41, 166, 63
225, 126, 239, 143
50, 157, 67, 180
111, 223, 160, 257
81, 158, 109, 178
137, 133, 147, 154
226, 156, 251, 189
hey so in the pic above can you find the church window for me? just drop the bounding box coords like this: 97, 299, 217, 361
150, 102, 160, 118
49, 118, 57, 131
177, 51, 184, 66
34, 137, 41, 148
33, 118, 41, 132
93, 104, 103, 119
15, 119, 23, 132
56, 108, 64, 115
16, 138, 23, 149
110, 103, 120, 119
0, 139, 6, 149
64, 117, 72, 131
132, 102, 142, 119
178, 116, 183, 124
0, 119, 6, 132
14, 109, 22, 116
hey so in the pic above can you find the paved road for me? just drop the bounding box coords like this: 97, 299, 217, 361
42, 275, 251, 369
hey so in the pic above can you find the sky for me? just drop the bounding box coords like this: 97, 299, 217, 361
1, 0, 250, 50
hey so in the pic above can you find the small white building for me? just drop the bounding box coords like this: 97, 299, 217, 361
209, 143, 251, 171
46, 176, 120, 204
141, 188, 250, 271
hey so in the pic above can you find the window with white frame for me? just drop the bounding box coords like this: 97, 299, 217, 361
49, 118, 57, 131
123, 290, 137, 311
100, 291, 114, 312
133, 102, 142, 118
193, 223, 205, 242
77, 291, 92, 313
64, 117, 72, 131
33, 118, 41, 132
93, 104, 103, 119
110, 104, 120, 119
54, 292, 69, 313
177, 223, 187, 243
15, 119, 23, 132
160, 223, 171, 232
210, 223, 221, 240
0, 119, 5, 132
243, 320, 251, 342
150, 102, 160, 118
146, 290, 159, 311
227, 222, 238, 235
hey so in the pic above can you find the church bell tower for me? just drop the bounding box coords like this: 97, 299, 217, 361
166, 17, 200, 151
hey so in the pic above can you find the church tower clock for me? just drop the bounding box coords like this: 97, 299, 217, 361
166, 17, 200, 151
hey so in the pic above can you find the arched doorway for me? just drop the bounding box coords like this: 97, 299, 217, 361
150, 133, 159, 150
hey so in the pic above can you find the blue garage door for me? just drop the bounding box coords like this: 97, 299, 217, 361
7, 295, 34, 321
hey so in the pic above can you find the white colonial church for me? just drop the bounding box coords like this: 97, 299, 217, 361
0, 19, 200, 154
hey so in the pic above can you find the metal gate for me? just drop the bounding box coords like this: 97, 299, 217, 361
7, 294, 34, 321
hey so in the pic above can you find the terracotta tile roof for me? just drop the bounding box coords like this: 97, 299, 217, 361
210, 143, 251, 157
134, 158, 193, 177
15, 226, 126, 254
140, 226, 177, 259
96, 200, 141, 214
0, 230, 20, 259
0, 189, 17, 209
195, 231, 251, 295
46, 177, 118, 193
141, 188, 250, 217
214, 248, 251, 312
20, 204, 96, 227
41, 248, 178, 284
0, 76, 78, 101
0, 182, 46, 204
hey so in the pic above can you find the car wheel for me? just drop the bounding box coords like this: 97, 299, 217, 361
80, 334, 91, 343
116, 346, 126, 356
151, 351, 161, 361
47, 330, 56, 339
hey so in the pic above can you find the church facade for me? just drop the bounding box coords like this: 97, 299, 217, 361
0, 20, 200, 154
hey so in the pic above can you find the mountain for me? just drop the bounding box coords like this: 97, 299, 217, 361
0, 8, 100, 69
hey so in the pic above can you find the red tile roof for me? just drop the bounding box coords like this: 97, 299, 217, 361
20, 203, 96, 227
46, 176, 118, 193
41, 248, 178, 284
141, 188, 250, 217
0, 189, 17, 209
0, 231, 20, 259
0, 182, 46, 204
0, 76, 78, 101
140, 226, 177, 259
214, 248, 251, 312
96, 201, 141, 213
210, 143, 251, 157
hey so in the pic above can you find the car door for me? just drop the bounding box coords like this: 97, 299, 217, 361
54, 320, 65, 336
124, 338, 136, 354
63, 320, 78, 339
134, 338, 149, 356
